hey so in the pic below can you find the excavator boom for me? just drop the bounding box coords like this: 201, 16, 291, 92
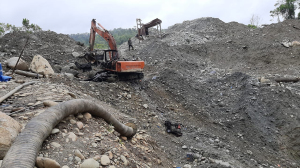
90, 19, 118, 60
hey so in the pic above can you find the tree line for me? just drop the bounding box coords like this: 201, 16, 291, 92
248, 0, 300, 29
270, 0, 300, 21
0, 18, 41, 36
69, 28, 137, 49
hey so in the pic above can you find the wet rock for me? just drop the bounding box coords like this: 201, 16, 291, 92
61, 63, 79, 77
183, 164, 192, 168
108, 151, 113, 159
93, 155, 101, 161
75, 149, 85, 160
50, 142, 61, 148
182, 145, 188, 149
80, 158, 99, 168
75, 156, 81, 163
43, 100, 58, 107
100, 155, 110, 166
51, 128, 60, 134
70, 119, 76, 124
121, 136, 127, 141
72, 52, 81, 58
68, 132, 78, 141
64, 73, 74, 80
6, 57, 29, 71
53, 65, 62, 72
84, 113, 92, 120
260, 77, 270, 83
36, 157, 60, 168
209, 158, 231, 167
77, 114, 83, 119
76, 121, 84, 129
0, 112, 22, 159
10, 49, 16, 54
27, 103, 34, 106
67, 92, 77, 99
120, 155, 129, 166
143, 104, 148, 109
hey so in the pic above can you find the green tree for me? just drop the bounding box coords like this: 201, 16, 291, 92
22, 18, 41, 33
0, 23, 4, 35
22, 18, 30, 29
270, 0, 299, 21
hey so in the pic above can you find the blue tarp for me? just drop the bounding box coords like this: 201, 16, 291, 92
0, 63, 12, 82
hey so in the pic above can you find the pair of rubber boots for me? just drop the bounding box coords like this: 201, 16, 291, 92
0, 63, 12, 82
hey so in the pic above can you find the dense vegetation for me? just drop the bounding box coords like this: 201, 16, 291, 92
69, 28, 137, 49
270, 0, 300, 21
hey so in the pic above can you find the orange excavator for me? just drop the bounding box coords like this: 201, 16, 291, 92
86, 19, 144, 81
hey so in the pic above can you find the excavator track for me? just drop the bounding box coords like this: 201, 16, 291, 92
117, 72, 144, 81
88, 71, 143, 82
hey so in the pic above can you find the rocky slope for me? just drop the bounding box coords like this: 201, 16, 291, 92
1, 17, 300, 168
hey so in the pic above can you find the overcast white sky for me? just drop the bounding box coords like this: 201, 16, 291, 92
0, 0, 279, 34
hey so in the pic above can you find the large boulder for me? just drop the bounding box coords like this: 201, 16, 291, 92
6, 57, 29, 71
29, 55, 54, 75
0, 112, 22, 159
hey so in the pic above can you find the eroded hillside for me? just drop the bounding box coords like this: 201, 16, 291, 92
1, 17, 300, 168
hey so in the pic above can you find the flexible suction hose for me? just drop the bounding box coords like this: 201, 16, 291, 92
1, 99, 136, 168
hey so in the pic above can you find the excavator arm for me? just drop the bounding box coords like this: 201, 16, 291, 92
89, 19, 118, 60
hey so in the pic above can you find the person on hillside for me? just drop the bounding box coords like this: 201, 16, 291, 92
128, 38, 134, 51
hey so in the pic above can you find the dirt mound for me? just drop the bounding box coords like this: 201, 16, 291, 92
0, 31, 86, 72
117, 17, 300, 167
1, 17, 300, 168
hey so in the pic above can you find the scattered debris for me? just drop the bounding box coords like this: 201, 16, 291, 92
14, 70, 43, 78
0, 81, 35, 104
164, 121, 182, 137
275, 77, 300, 83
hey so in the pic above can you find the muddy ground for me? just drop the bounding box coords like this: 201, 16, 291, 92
1, 17, 300, 168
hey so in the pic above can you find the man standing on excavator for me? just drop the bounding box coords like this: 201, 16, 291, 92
128, 38, 134, 51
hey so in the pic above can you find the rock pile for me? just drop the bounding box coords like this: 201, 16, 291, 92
1, 16, 300, 167
0, 31, 86, 73
118, 17, 300, 167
